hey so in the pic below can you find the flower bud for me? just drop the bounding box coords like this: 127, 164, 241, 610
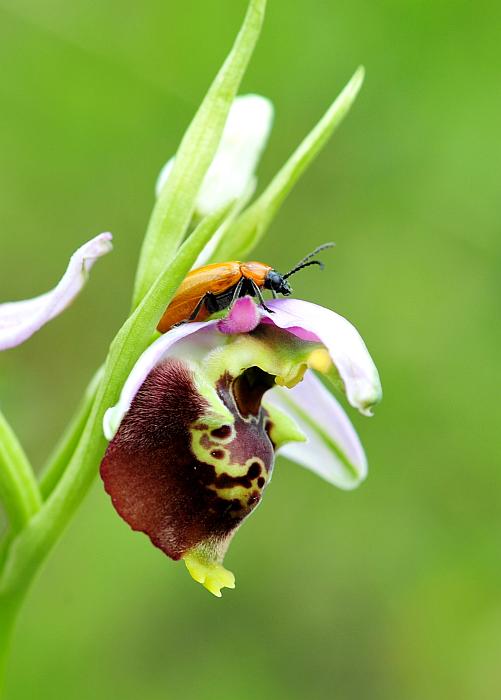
156, 95, 273, 217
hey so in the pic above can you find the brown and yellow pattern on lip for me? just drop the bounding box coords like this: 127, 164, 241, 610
100, 360, 275, 581
191, 370, 274, 520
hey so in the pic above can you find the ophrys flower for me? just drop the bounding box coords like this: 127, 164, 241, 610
101, 296, 381, 596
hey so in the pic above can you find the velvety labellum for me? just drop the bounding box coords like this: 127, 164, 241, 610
100, 359, 276, 563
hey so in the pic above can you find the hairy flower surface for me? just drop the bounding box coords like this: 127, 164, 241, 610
101, 297, 381, 596
0, 233, 112, 350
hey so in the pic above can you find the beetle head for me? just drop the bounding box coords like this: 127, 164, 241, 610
264, 270, 292, 296
264, 243, 335, 298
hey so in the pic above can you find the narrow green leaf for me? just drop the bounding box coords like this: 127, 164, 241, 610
39, 369, 103, 499
0, 411, 41, 532
212, 66, 365, 261
132, 0, 267, 307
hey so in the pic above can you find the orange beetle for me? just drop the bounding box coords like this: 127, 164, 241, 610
157, 243, 334, 334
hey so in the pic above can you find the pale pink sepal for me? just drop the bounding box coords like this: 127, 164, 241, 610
266, 370, 368, 489
0, 233, 113, 351
263, 298, 382, 416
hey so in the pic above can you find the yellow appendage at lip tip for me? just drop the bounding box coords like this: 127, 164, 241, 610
183, 552, 236, 597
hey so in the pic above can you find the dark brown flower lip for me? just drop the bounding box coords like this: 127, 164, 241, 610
100, 358, 275, 565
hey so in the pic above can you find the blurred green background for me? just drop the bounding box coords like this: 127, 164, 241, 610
1, 0, 500, 698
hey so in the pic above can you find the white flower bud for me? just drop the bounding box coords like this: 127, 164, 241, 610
156, 94, 274, 217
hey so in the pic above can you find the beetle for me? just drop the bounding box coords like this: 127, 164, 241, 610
157, 242, 334, 334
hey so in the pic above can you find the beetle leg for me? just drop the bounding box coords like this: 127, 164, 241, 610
271, 289, 277, 299
229, 277, 245, 306
206, 288, 237, 315
187, 293, 210, 321
249, 279, 274, 313
203, 293, 222, 315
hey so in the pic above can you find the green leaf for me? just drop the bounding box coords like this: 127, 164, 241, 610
211, 66, 365, 261
132, 0, 267, 308
0, 411, 41, 533
39, 368, 104, 499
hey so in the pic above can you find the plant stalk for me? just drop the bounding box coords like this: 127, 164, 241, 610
0, 589, 24, 696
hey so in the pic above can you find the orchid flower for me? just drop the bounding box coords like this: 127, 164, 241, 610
0, 233, 113, 351
101, 297, 381, 597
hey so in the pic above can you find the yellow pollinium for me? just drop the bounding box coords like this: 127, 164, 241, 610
183, 552, 236, 597
308, 348, 332, 374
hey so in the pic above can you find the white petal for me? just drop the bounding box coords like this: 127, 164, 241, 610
0, 233, 112, 351
156, 94, 273, 217
103, 321, 219, 440
266, 371, 367, 489
264, 298, 382, 416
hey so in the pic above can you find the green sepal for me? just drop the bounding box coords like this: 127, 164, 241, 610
201, 325, 322, 391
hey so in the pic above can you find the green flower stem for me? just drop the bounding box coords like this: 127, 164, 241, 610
0, 590, 22, 695
132, 0, 266, 308
0, 205, 231, 657
0, 411, 41, 532
39, 369, 104, 500
212, 67, 365, 261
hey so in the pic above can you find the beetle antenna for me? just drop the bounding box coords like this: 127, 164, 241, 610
283, 242, 335, 279
284, 260, 324, 278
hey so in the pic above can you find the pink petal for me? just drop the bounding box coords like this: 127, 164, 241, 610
262, 298, 382, 416
0, 233, 112, 351
266, 370, 367, 489
217, 296, 261, 334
